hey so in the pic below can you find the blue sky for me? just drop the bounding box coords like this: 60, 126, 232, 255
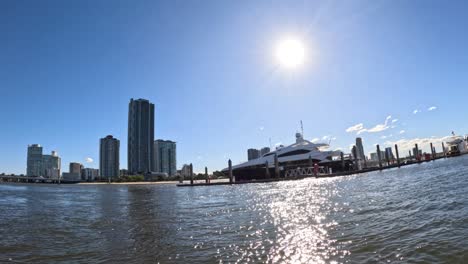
2, 0, 468, 174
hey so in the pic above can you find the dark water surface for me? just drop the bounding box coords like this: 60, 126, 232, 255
2, 156, 468, 263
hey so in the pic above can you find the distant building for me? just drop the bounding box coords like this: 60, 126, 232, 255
356, 138, 365, 160
62, 172, 81, 182
260, 147, 270, 156
42, 151, 61, 178
81, 168, 99, 181
69, 162, 83, 175
247, 148, 260, 161
370, 151, 386, 161
385, 147, 394, 161
128, 98, 154, 174
100, 135, 120, 179
27, 144, 43, 176
180, 164, 191, 179
153, 139, 177, 176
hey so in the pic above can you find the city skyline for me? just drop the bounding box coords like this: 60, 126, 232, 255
3, 1, 468, 174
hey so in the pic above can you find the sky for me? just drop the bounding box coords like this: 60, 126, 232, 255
2, 0, 468, 174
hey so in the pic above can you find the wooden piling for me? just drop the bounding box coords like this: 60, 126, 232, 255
228, 159, 233, 183
265, 161, 270, 178
190, 163, 194, 185
395, 144, 400, 168
205, 167, 208, 183
415, 144, 420, 162
274, 154, 279, 178
442, 142, 446, 157
340, 152, 345, 171
430, 143, 434, 160
352, 146, 358, 171
308, 155, 313, 168
376, 144, 382, 169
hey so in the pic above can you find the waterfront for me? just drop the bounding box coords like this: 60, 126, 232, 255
2, 156, 468, 263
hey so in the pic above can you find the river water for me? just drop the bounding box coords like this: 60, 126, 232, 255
2, 156, 468, 263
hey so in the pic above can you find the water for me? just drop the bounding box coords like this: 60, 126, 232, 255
2, 156, 468, 263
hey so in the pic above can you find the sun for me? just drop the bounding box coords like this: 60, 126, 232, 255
275, 38, 306, 69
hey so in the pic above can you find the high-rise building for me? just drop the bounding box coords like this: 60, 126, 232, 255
356, 138, 365, 160
81, 168, 99, 181
69, 162, 83, 174
153, 139, 177, 176
100, 135, 120, 179
260, 147, 270, 156
247, 148, 260, 161
42, 151, 61, 178
27, 144, 43, 176
128, 98, 155, 174
385, 147, 394, 161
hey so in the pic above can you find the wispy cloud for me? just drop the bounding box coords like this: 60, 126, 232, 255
399, 130, 406, 134
413, 109, 420, 114
383, 135, 453, 153
428, 106, 437, 111
85, 157, 93, 163
346, 123, 364, 133
366, 116, 392, 133
392, 119, 398, 123
259, 126, 264, 131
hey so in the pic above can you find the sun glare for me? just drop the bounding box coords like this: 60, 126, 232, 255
275, 38, 306, 69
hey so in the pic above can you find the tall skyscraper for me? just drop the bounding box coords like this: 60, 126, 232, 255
153, 140, 177, 176
260, 147, 270, 156
128, 98, 155, 174
355, 137, 365, 160
385, 147, 394, 161
69, 162, 83, 174
27, 144, 43, 176
247, 148, 260, 160
100, 135, 120, 179
42, 151, 61, 178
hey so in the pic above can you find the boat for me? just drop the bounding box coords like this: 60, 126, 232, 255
445, 136, 466, 156
222, 133, 350, 181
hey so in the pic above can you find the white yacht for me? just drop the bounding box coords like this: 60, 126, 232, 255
223, 133, 347, 181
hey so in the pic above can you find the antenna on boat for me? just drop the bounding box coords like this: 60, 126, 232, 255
269, 137, 272, 150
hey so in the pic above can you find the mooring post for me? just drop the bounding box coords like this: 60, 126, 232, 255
415, 144, 420, 162
340, 152, 345, 171
190, 163, 194, 185
228, 159, 233, 183
395, 144, 400, 168
274, 153, 279, 178
265, 161, 270, 178
442, 142, 446, 157
205, 167, 208, 183
430, 143, 434, 160
308, 155, 313, 168
377, 144, 382, 169
352, 146, 358, 171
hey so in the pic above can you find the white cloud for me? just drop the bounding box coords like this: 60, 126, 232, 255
392, 119, 398, 123
413, 109, 420, 114
399, 130, 406, 134
381, 135, 387, 139
346, 123, 364, 133
367, 116, 392, 133
357, 128, 367, 134
259, 126, 264, 131
85, 157, 93, 163
428, 106, 437, 111
383, 135, 453, 154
